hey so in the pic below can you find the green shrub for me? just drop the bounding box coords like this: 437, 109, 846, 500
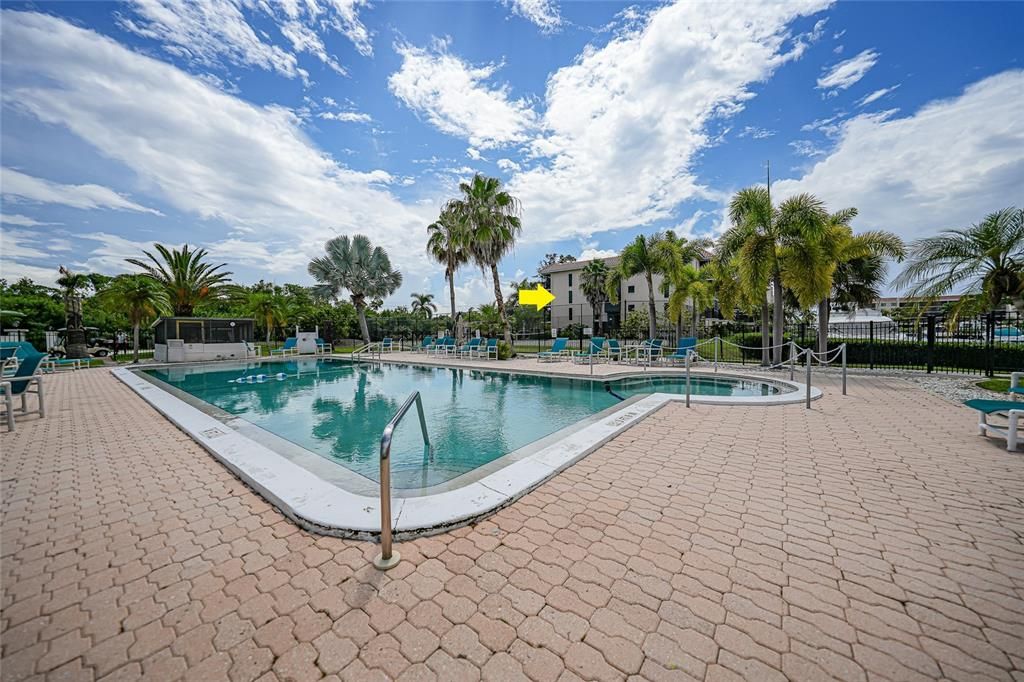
497, 340, 513, 360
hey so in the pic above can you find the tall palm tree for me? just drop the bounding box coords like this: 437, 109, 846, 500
308, 234, 402, 344
448, 174, 522, 346
96, 274, 170, 363
658, 232, 713, 339
719, 188, 829, 364
244, 290, 288, 344
606, 234, 669, 340
126, 244, 232, 316
665, 264, 713, 337
579, 259, 610, 335
410, 293, 437, 318
894, 207, 1024, 320
427, 207, 469, 323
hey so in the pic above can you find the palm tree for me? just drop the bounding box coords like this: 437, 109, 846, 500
244, 290, 288, 344
658, 231, 713, 339
448, 174, 522, 346
96, 274, 170, 363
126, 244, 232, 316
427, 208, 469, 323
894, 207, 1024, 320
579, 259, 610, 335
410, 293, 437, 318
719, 188, 829, 364
665, 263, 713, 337
784, 209, 905, 352
606, 234, 669, 340
56, 266, 91, 359
308, 234, 402, 344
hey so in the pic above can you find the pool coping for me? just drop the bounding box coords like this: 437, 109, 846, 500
113, 360, 821, 539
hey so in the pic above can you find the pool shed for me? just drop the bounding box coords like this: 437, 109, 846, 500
152, 317, 255, 363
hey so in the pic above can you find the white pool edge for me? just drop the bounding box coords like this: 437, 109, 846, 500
113, 365, 821, 539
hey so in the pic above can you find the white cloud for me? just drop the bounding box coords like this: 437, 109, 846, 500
2, 10, 436, 286
466, 147, 484, 161
800, 112, 846, 137
0, 258, 60, 286
788, 139, 826, 157
816, 48, 879, 94
116, 0, 373, 83
857, 84, 900, 107
0, 213, 54, 227
738, 125, 776, 139
75, 232, 163, 274
578, 248, 618, 261
318, 110, 372, 123
0, 228, 50, 260
388, 38, 537, 149
774, 70, 1024, 249
503, 0, 563, 33
452, 272, 516, 310
508, 0, 831, 242
1, 168, 162, 214
496, 158, 521, 172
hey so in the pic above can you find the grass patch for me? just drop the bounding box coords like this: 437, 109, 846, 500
977, 378, 1010, 393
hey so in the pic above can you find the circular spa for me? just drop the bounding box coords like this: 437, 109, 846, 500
605, 373, 795, 399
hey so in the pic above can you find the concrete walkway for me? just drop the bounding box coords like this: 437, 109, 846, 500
2, 369, 1022, 681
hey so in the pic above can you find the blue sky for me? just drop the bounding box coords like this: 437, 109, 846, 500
1, 0, 1021, 308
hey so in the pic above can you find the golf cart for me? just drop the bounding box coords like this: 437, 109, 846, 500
48, 327, 113, 358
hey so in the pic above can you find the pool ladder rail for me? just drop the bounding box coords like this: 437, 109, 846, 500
374, 390, 431, 570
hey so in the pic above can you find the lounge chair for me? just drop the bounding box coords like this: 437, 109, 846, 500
431, 337, 455, 355
1, 346, 19, 375
270, 338, 298, 356
625, 339, 663, 365
1, 350, 47, 432
1009, 372, 1024, 397
245, 342, 263, 358
573, 337, 606, 364
538, 337, 569, 363
315, 338, 332, 354
664, 337, 698, 364
473, 338, 498, 360
603, 339, 624, 363
456, 338, 481, 358
416, 336, 434, 353
381, 338, 394, 353
964, 399, 1024, 450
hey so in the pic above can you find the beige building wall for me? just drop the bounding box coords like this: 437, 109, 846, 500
542, 259, 670, 334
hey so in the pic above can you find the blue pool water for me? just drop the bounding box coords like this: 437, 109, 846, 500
143, 359, 783, 489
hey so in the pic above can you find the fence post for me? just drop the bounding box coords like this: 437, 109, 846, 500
805, 351, 812, 410
868, 320, 875, 370
841, 344, 847, 396
714, 336, 719, 373
926, 316, 936, 374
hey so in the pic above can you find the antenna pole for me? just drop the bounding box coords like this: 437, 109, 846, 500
766, 159, 771, 202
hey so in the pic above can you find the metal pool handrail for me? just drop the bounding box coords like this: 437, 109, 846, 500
373, 390, 430, 570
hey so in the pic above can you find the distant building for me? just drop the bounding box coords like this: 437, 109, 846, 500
540, 257, 671, 332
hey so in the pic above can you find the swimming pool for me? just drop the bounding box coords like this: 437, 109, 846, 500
142, 358, 789, 490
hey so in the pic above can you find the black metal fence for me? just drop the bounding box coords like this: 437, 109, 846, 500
356, 310, 1022, 376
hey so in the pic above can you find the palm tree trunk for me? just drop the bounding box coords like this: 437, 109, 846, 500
646, 272, 657, 339
448, 270, 457, 329
356, 303, 371, 344
132, 323, 141, 364
490, 264, 512, 346
692, 299, 699, 337
772, 274, 784, 365
818, 299, 830, 354
760, 300, 770, 366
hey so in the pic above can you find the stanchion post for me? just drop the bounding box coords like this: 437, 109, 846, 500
714, 336, 719, 373
841, 344, 847, 396
685, 353, 691, 408
805, 351, 812, 409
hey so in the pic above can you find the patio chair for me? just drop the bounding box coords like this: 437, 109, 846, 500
538, 337, 570, 363
245, 341, 263, 358
315, 338, 333, 354
664, 337, 698, 364
573, 337, 606, 364
602, 339, 624, 363
456, 338, 481, 358
1010, 372, 1024, 397
473, 338, 499, 360
1, 346, 19, 375
42, 356, 83, 373
416, 336, 434, 353
381, 337, 395, 353
270, 338, 298, 356
1, 350, 47, 432
431, 337, 455, 355
964, 398, 1024, 450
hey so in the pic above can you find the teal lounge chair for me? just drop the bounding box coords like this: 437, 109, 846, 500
473, 338, 498, 360
381, 338, 394, 352
665, 337, 698, 364
456, 338, 481, 357
271, 338, 298, 356
431, 337, 455, 355
573, 337, 606, 363
603, 339, 624, 363
538, 337, 569, 362
964, 399, 1024, 450
315, 338, 332, 354
417, 336, 434, 353
1, 350, 46, 432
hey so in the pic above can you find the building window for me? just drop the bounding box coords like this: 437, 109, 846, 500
568, 308, 573, 320
627, 285, 635, 294
568, 291, 573, 304
627, 304, 635, 312
568, 273, 573, 287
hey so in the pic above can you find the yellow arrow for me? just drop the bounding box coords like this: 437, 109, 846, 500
518, 284, 556, 310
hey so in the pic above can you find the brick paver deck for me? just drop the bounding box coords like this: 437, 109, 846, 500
2, 369, 1023, 681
